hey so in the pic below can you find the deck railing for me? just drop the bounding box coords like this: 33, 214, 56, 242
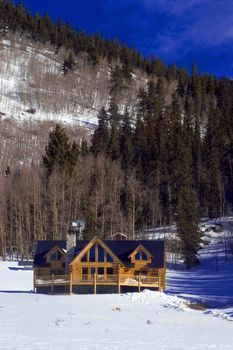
35, 274, 70, 285
72, 274, 118, 283
35, 273, 159, 286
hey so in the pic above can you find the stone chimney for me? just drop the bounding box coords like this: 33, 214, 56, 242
66, 226, 77, 265
67, 226, 76, 251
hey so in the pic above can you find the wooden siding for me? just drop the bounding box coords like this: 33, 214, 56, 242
34, 236, 166, 293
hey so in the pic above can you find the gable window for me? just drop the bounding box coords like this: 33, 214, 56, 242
90, 245, 96, 262
50, 252, 58, 261
106, 253, 113, 262
134, 250, 148, 261
141, 251, 147, 260
81, 254, 87, 262
78, 241, 116, 264
98, 245, 104, 262
83, 244, 114, 263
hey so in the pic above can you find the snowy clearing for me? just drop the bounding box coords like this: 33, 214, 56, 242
1, 219, 233, 349
1, 255, 233, 349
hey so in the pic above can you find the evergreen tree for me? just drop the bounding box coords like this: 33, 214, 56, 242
62, 51, 75, 75
42, 124, 79, 178
177, 187, 202, 268
203, 106, 223, 217
110, 64, 131, 100
91, 107, 109, 156
177, 68, 189, 96
120, 109, 133, 170
80, 139, 89, 156
167, 95, 183, 211
133, 114, 146, 180
108, 99, 121, 160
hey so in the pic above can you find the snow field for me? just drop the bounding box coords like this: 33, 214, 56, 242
0, 261, 233, 350
1, 219, 233, 349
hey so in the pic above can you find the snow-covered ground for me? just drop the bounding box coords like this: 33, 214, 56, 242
0, 264, 233, 350
1, 221, 233, 350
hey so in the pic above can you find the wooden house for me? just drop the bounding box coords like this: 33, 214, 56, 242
33, 233, 166, 294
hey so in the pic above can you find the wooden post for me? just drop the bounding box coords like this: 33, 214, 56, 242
94, 272, 97, 294
158, 272, 162, 292
33, 271, 36, 293
138, 273, 141, 293
69, 272, 73, 295
117, 272, 121, 294
51, 274, 54, 294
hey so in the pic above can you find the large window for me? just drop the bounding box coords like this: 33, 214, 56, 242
91, 267, 96, 275
50, 252, 60, 261
141, 251, 147, 260
90, 245, 96, 262
82, 268, 88, 276
107, 268, 113, 275
81, 254, 87, 262
106, 253, 113, 262
80, 243, 115, 263
98, 267, 104, 275
98, 245, 104, 262
134, 250, 148, 261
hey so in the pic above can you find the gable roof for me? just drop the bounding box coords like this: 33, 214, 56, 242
72, 239, 164, 268
34, 240, 66, 267
71, 236, 124, 266
33, 238, 165, 269
128, 244, 154, 259
44, 244, 66, 258
104, 240, 164, 268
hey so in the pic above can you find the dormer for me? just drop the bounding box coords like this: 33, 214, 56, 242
44, 245, 66, 264
129, 244, 153, 265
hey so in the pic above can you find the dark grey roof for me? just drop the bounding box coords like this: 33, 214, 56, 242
74, 239, 165, 268
104, 240, 165, 268
33, 239, 165, 268
34, 240, 66, 267
73, 240, 90, 257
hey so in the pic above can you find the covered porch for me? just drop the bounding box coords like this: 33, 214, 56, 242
34, 272, 162, 294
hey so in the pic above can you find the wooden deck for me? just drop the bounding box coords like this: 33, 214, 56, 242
34, 273, 161, 293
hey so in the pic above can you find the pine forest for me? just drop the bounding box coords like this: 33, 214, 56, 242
0, 1, 232, 267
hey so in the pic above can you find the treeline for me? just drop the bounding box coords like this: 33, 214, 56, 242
0, 0, 233, 266
0, 125, 140, 259
0, 74, 233, 262
1, 0, 187, 78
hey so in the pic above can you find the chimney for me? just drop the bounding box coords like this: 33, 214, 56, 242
66, 226, 77, 265
67, 226, 76, 251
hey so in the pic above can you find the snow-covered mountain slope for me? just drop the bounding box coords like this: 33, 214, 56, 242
0, 33, 149, 172
0, 33, 148, 127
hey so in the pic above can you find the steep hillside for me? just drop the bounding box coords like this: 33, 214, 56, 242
0, 1, 233, 260
0, 30, 176, 175
0, 33, 150, 126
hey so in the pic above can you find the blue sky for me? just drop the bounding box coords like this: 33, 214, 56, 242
17, 0, 233, 77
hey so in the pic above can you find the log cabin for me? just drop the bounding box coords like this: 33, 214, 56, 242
33, 230, 166, 294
